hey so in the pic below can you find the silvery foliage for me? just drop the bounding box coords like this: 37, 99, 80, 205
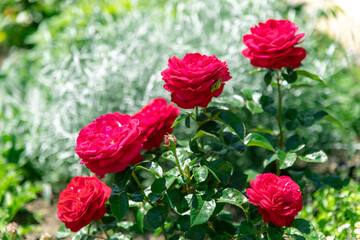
1, 0, 347, 185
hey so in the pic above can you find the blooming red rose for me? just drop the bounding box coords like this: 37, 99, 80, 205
161, 53, 232, 109
246, 173, 303, 227
57, 176, 111, 232
132, 98, 179, 150
75, 113, 145, 178
242, 19, 306, 69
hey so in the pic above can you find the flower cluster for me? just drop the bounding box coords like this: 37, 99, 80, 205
58, 18, 306, 233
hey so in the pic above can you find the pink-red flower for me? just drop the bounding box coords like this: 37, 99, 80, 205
57, 176, 111, 232
161, 53, 232, 109
242, 19, 306, 69
75, 113, 145, 178
246, 173, 303, 227
132, 98, 179, 150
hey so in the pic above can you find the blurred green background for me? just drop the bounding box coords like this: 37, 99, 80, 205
0, 0, 359, 238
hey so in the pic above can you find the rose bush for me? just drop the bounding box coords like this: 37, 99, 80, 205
56, 18, 340, 240
57, 176, 111, 232
242, 19, 306, 69
161, 53, 232, 109
246, 173, 303, 227
75, 113, 145, 178
132, 98, 179, 150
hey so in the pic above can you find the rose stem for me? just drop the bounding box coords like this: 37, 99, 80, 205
86, 224, 91, 239
161, 226, 168, 240
172, 149, 190, 194
131, 169, 155, 207
275, 70, 283, 176
97, 219, 110, 240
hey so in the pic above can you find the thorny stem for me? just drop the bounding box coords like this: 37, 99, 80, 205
131, 169, 154, 207
275, 70, 283, 176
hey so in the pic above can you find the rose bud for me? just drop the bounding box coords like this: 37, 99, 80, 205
164, 134, 177, 148
242, 19, 306, 69
6, 222, 18, 236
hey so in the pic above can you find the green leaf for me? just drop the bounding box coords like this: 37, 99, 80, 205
192, 130, 218, 141
244, 133, 275, 152
267, 223, 284, 240
207, 160, 233, 184
277, 150, 297, 169
114, 167, 132, 190
164, 168, 180, 189
263, 154, 278, 168
282, 69, 297, 83
216, 111, 246, 141
299, 150, 328, 163
56, 224, 73, 239
290, 84, 314, 89
264, 71, 273, 85
291, 219, 319, 240
110, 191, 129, 221
211, 79, 222, 92
284, 108, 298, 121
190, 195, 216, 227
144, 206, 168, 230
135, 162, 163, 178
250, 69, 265, 75
171, 114, 187, 128
218, 188, 248, 214
193, 166, 208, 183
151, 178, 166, 194
295, 70, 326, 85
244, 169, 259, 181
135, 208, 145, 233
177, 215, 191, 232
322, 114, 346, 129
185, 225, 208, 239
185, 115, 191, 128
189, 139, 202, 153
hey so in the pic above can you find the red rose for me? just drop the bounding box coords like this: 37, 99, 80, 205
57, 176, 111, 232
242, 19, 306, 69
161, 53, 232, 109
132, 98, 179, 150
246, 173, 303, 227
75, 113, 145, 178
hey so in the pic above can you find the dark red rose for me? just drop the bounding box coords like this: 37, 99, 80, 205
57, 176, 111, 232
242, 19, 306, 69
132, 98, 179, 150
161, 53, 232, 109
246, 173, 303, 227
75, 113, 145, 178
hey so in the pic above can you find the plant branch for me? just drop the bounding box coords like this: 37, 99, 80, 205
172, 149, 190, 194
97, 219, 110, 240
275, 70, 283, 176
132, 169, 155, 207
